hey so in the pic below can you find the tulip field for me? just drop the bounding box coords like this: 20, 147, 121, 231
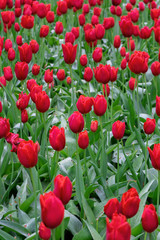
1, 0, 160, 239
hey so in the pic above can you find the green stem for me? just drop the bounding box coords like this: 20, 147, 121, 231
144, 136, 148, 185
51, 229, 55, 240
61, 219, 64, 240
51, 151, 59, 191
144, 231, 147, 240
30, 168, 38, 240
117, 140, 120, 194
157, 170, 160, 214
136, 78, 140, 129
144, 74, 151, 114
69, 64, 75, 109
99, 117, 106, 180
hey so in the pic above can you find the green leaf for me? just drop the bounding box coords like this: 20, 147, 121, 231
84, 220, 103, 240
0, 229, 15, 240
0, 220, 31, 237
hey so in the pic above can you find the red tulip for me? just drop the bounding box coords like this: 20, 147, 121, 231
32, 64, 40, 76
156, 96, 160, 116
44, 69, 53, 83
15, 62, 29, 80
95, 24, 105, 40
18, 43, 32, 63
119, 15, 134, 37
78, 14, 85, 26
30, 84, 43, 103
62, 42, 77, 64
68, 111, 84, 133
3, 66, 13, 81
84, 67, 93, 82
114, 35, 121, 48
0, 76, 6, 87
103, 17, 115, 30
46, 11, 55, 23
16, 92, 30, 110
0, 117, 10, 138
120, 47, 126, 57
36, 3, 47, 18
94, 95, 107, 116
92, 47, 102, 63
120, 188, 140, 218
40, 25, 49, 37
40, 191, 64, 229
128, 77, 137, 90
148, 144, 160, 170
0, 101, 2, 113
57, 69, 65, 81
112, 121, 125, 140
21, 109, 28, 123
151, 61, 160, 76
104, 198, 120, 219
80, 54, 87, 66
106, 213, 131, 240
112, 0, 121, 6
78, 130, 89, 149
35, 91, 50, 113
140, 26, 152, 39
90, 120, 98, 132
143, 118, 156, 134
65, 32, 75, 44
8, 48, 15, 61
30, 40, 39, 54
128, 51, 149, 74
55, 21, 63, 34
142, 204, 158, 233
110, 67, 118, 82
17, 140, 40, 168
39, 222, 51, 240
94, 7, 101, 16
49, 126, 65, 151
53, 174, 72, 205
5, 39, 12, 51
21, 15, 34, 29
5, 132, 23, 153
94, 64, 111, 84
76, 95, 93, 114
16, 35, 23, 46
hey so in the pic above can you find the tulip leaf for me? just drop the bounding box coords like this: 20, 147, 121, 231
0, 220, 31, 236
0, 229, 15, 240
84, 220, 103, 240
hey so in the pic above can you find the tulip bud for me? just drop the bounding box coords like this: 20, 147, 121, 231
21, 109, 28, 123
30, 40, 39, 54
55, 21, 63, 34
78, 14, 85, 26
46, 11, 55, 23
8, 47, 15, 61
95, 24, 105, 39
80, 54, 87, 66
67, 76, 72, 84
120, 47, 126, 57
16, 35, 23, 46
16, 92, 30, 110
84, 67, 93, 82
40, 191, 64, 229
0, 76, 6, 87
68, 111, 84, 133
44, 69, 53, 84
40, 25, 49, 38
5, 39, 12, 51
32, 64, 40, 76
0, 117, 10, 138
53, 174, 72, 205
148, 144, 160, 170
143, 118, 156, 134
121, 58, 127, 70
129, 77, 137, 90
114, 35, 121, 48
94, 95, 107, 116
15, 62, 29, 81
90, 120, 98, 132
57, 69, 65, 81
17, 140, 40, 168
65, 32, 75, 44
156, 96, 160, 117
35, 91, 50, 113
112, 121, 125, 140
151, 61, 160, 76
92, 47, 102, 63
49, 126, 65, 151
78, 130, 89, 149
3, 66, 13, 81
76, 95, 93, 114
39, 222, 51, 240
142, 204, 158, 233
104, 198, 120, 219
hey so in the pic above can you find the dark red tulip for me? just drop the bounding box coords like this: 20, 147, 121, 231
49, 126, 65, 151
142, 204, 158, 233
94, 95, 107, 116
62, 42, 77, 64
68, 111, 84, 133
76, 95, 93, 114
104, 198, 120, 219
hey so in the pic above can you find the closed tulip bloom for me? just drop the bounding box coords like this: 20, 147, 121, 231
0, 117, 10, 138
112, 121, 125, 140
66, 76, 71, 84
126, 3, 132, 11
15, 62, 29, 80
30, 84, 43, 103
154, 27, 160, 43
128, 51, 149, 74
80, 54, 87, 66
84, 67, 93, 82
40, 192, 64, 229
112, 0, 121, 6
44, 69, 53, 83
5, 132, 23, 153
16, 35, 23, 46
3, 66, 13, 81
94, 95, 107, 116
18, 43, 32, 63
5, 39, 12, 51
0, 0, 7, 9
91, 15, 99, 26
104, 198, 120, 219
35, 91, 50, 113
30, 40, 39, 54
89, 0, 97, 6
114, 35, 121, 48
79, 14, 85, 26
103, 17, 115, 30
129, 77, 137, 90
0, 76, 6, 87
140, 26, 152, 39
115, 6, 122, 16
110, 67, 118, 82
57, 69, 65, 81
129, 8, 139, 22
148, 144, 160, 170
62, 42, 77, 64
119, 15, 134, 37
55, 21, 63, 34
17, 140, 40, 168
121, 59, 127, 70
78, 130, 89, 149
53, 174, 72, 205
120, 188, 140, 218
76, 95, 93, 114
57, 0, 67, 14
46, 11, 55, 23
40, 25, 49, 37
94, 7, 101, 16
142, 204, 158, 233
92, 47, 102, 63
39, 222, 51, 240
120, 47, 126, 57
37, 3, 47, 18
106, 213, 131, 240
156, 96, 160, 116
16, 92, 30, 110
68, 111, 84, 133
143, 118, 156, 134
21, 15, 34, 29
94, 64, 111, 84
103, 84, 110, 97
27, 79, 37, 92
95, 24, 105, 40
83, 4, 90, 14
8, 48, 15, 61
71, 27, 79, 39
49, 126, 65, 151
139, 1, 145, 11
65, 32, 75, 44
151, 61, 160, 76
90, 120, 98, 132
21, 109, 28, 123
32, 64, 40, 76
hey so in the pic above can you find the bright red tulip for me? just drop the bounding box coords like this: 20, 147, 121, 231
143, 118, 156, 134
104, 198, 120, 219
16, 92, 30, 110
141, 204, 158, 233
112, 121, 125, 140
15, 62, 29, 80
62, 42, 77, 64
68, 111, 84, 133
39, 222, 51, 240
78, 130, 89, 149
49, 126, 65, 151
35, 91, 50, 113
148, 144, 160, 170
94, 95, 107, 116
0, 117, 10, 138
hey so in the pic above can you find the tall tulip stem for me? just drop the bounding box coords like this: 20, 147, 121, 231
117, 140, 120, 194
144, 232, 147, 240
144, 136, 148, 185
69, 64, 75, 109
61, 219, 64, 240
136, 79, 140, 129
99, 117, 106, 180
30, 168, 38, 240
51, 229, 55, 240
157, 170, 160, 214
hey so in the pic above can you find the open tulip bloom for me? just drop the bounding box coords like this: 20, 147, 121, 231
1, 0, 160, 239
